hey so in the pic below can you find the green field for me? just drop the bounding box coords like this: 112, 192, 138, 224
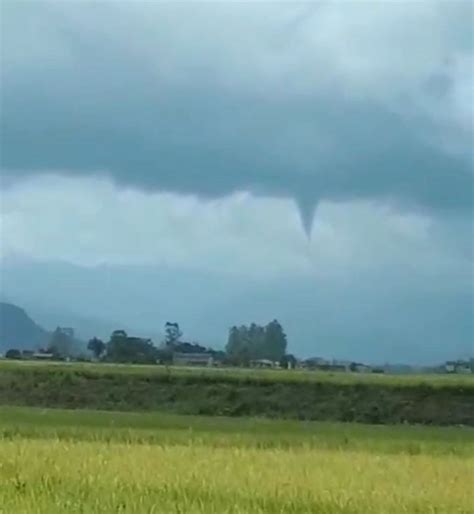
0, 406, 473, 513
1, 363, 473, 512
1, 359, 473, 387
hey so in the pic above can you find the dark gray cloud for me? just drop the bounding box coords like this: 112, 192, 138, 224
1, 1, 473, 234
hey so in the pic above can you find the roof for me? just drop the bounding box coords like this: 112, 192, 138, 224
173, 352, 213, 360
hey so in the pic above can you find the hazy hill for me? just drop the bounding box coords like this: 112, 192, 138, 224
0, 302, 49, 352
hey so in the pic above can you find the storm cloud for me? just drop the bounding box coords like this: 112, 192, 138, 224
2, 1, 473, 234
1, 2, 473, 362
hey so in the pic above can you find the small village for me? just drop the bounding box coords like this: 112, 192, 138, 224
2, 323, 471, 376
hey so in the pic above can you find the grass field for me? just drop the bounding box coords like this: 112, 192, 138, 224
1, 359, 473, 388
1, 407, 473, 513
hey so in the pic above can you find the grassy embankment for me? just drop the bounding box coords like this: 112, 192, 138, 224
0, 360, 473, 425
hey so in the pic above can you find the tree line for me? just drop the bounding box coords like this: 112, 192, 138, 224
6, 319, 291, 367
225, 320, 288, 365
89, 319, 290, 366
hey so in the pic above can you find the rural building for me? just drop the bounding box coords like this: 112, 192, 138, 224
250, 359, 280, 369
33, 352, 55, 360
445, 360, 472, 374
303, 358, 351, 372
172, 352, 214, 366
350, 362, 372, 373
18, 350, 54, 360
127, 336, 152, 346
324, 364, 347, 372
303, 357, 329, 369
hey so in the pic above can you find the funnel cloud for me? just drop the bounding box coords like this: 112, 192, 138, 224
1, 2, 472, 224
0, 1, 472, 362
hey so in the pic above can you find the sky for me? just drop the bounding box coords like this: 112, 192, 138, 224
0, 1, 473, 363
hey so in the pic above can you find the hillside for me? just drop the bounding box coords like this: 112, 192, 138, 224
0, 302, 49, 352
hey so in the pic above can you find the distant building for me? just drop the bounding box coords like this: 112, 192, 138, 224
445, 361, 456, 373
127, 336, 152, 346
250, 359, 279, 369
445, 360, 472, 374
17, 349, 54, 360
33, 352, 54, 360
325, 364, 347, 372
172, 352, 214, 366
303, 357, 351, 372
350, 363, 372, 373
303, 357, 329, 369
173, 342, 208, 354
371, 367, 385, 374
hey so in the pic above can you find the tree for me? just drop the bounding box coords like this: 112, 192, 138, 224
5, 348, 21, 359
225, 320, 289, 365
226, 326, 242, 356
248, 323, 266, 359
105, 330, 158, 364
263, 319, 287, 362
226, 325, 251, 365
105, 330, 128, 362
164, 322, 182, 347
87, 337, 106, 360
280, 353, 297, 369
48, 327, 74, 359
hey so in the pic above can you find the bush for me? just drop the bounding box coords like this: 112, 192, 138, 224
5, 349, 22, 360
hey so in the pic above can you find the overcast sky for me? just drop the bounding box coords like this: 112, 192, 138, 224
1, 1, 472, 363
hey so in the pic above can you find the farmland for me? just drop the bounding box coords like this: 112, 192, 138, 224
0, 360, 473, 425
1, 406, 473, 514
1, 359, 473, 387
0, 362, 473, 512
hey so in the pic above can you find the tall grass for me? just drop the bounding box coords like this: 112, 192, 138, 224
1, 439, 472, 513
1, 407, 473, 456
0, 407, 473, 513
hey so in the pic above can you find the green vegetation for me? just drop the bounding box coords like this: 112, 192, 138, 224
0, 407, 473, 513
80, 319, 290, 366
1, 406, 473, 455
1, 360, 473, 425
102, 330, 158, 364
226, 320, 288, 364
2, 359, 473, 386
47, 326, 79, 358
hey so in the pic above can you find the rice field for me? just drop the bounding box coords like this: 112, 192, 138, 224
1, 358, 473, 388
1, 407, 473, 513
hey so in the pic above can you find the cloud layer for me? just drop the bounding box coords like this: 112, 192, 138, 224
2, 1, 473, 234
1, 175, 471, 287
1, 173, 472, 364
1, 2, 472, 362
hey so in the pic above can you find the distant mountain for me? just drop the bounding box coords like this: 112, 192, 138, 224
23, 305, 161, 344
0, 302, 49, 352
